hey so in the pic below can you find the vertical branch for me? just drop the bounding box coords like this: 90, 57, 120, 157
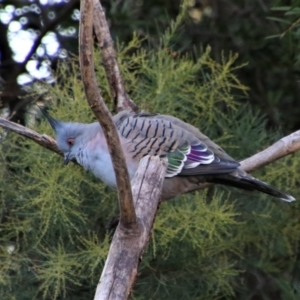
80, 1, 167, 298
92, 0, 138, 113
79, 0, 137, 230
94, 156, 167, 300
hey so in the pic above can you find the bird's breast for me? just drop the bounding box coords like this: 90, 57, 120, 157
76, 146, 137, 188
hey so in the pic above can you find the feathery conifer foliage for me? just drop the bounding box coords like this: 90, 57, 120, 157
1, 3, 300, 299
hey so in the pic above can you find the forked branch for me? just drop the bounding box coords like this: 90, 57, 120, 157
79, 0, 137, 230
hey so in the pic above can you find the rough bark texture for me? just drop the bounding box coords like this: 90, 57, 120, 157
94, 156, 167, 300
79, 0, 137, 230
92, 0, 138, 113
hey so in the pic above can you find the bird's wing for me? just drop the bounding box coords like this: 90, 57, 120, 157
114, 112, 239, 178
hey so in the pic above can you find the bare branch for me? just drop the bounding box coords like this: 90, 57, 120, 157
94, 156, 167, 300
92, 0, 138, 113
240, 129, 300, 173
79, 0, 137, 230
0, 117, 61, 156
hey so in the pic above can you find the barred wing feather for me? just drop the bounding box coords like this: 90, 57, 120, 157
116, 112, 240, 178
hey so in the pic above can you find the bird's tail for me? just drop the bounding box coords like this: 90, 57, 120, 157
208, 172, 295, 202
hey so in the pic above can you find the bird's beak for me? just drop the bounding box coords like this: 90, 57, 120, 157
64, 153, 71, 165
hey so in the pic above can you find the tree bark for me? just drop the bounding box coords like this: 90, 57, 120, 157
94, 156, 167, 300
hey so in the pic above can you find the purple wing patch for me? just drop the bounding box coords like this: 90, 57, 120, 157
184, 143, 214, 169
165, 142, 215, 177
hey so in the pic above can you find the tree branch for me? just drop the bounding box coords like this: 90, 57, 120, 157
240, 129, 300, 173
92, 0, 138, 113
0, 117, 61, 155
94, 156, 167, 300
79, 0, 137, 231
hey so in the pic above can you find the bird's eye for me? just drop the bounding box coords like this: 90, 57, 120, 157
67, 138, 75, 146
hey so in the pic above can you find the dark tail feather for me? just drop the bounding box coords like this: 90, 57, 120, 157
208, 174, 295, 202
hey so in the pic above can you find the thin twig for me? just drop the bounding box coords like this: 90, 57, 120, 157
79, 0, 137, 231
92, 0, 138, 113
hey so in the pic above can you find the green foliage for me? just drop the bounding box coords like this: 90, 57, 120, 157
1, 4, 300, 300
105, 0, 300, 132
269, 1, 300, 67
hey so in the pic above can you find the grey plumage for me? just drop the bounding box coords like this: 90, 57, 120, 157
42, 109, 295, 202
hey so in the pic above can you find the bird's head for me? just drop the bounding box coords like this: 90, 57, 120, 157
42, 109, 88, 165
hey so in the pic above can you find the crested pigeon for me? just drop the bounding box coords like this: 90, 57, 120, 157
43, 109, 295, 202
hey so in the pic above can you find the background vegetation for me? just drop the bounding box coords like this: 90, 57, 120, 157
1, 0, 300, 299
